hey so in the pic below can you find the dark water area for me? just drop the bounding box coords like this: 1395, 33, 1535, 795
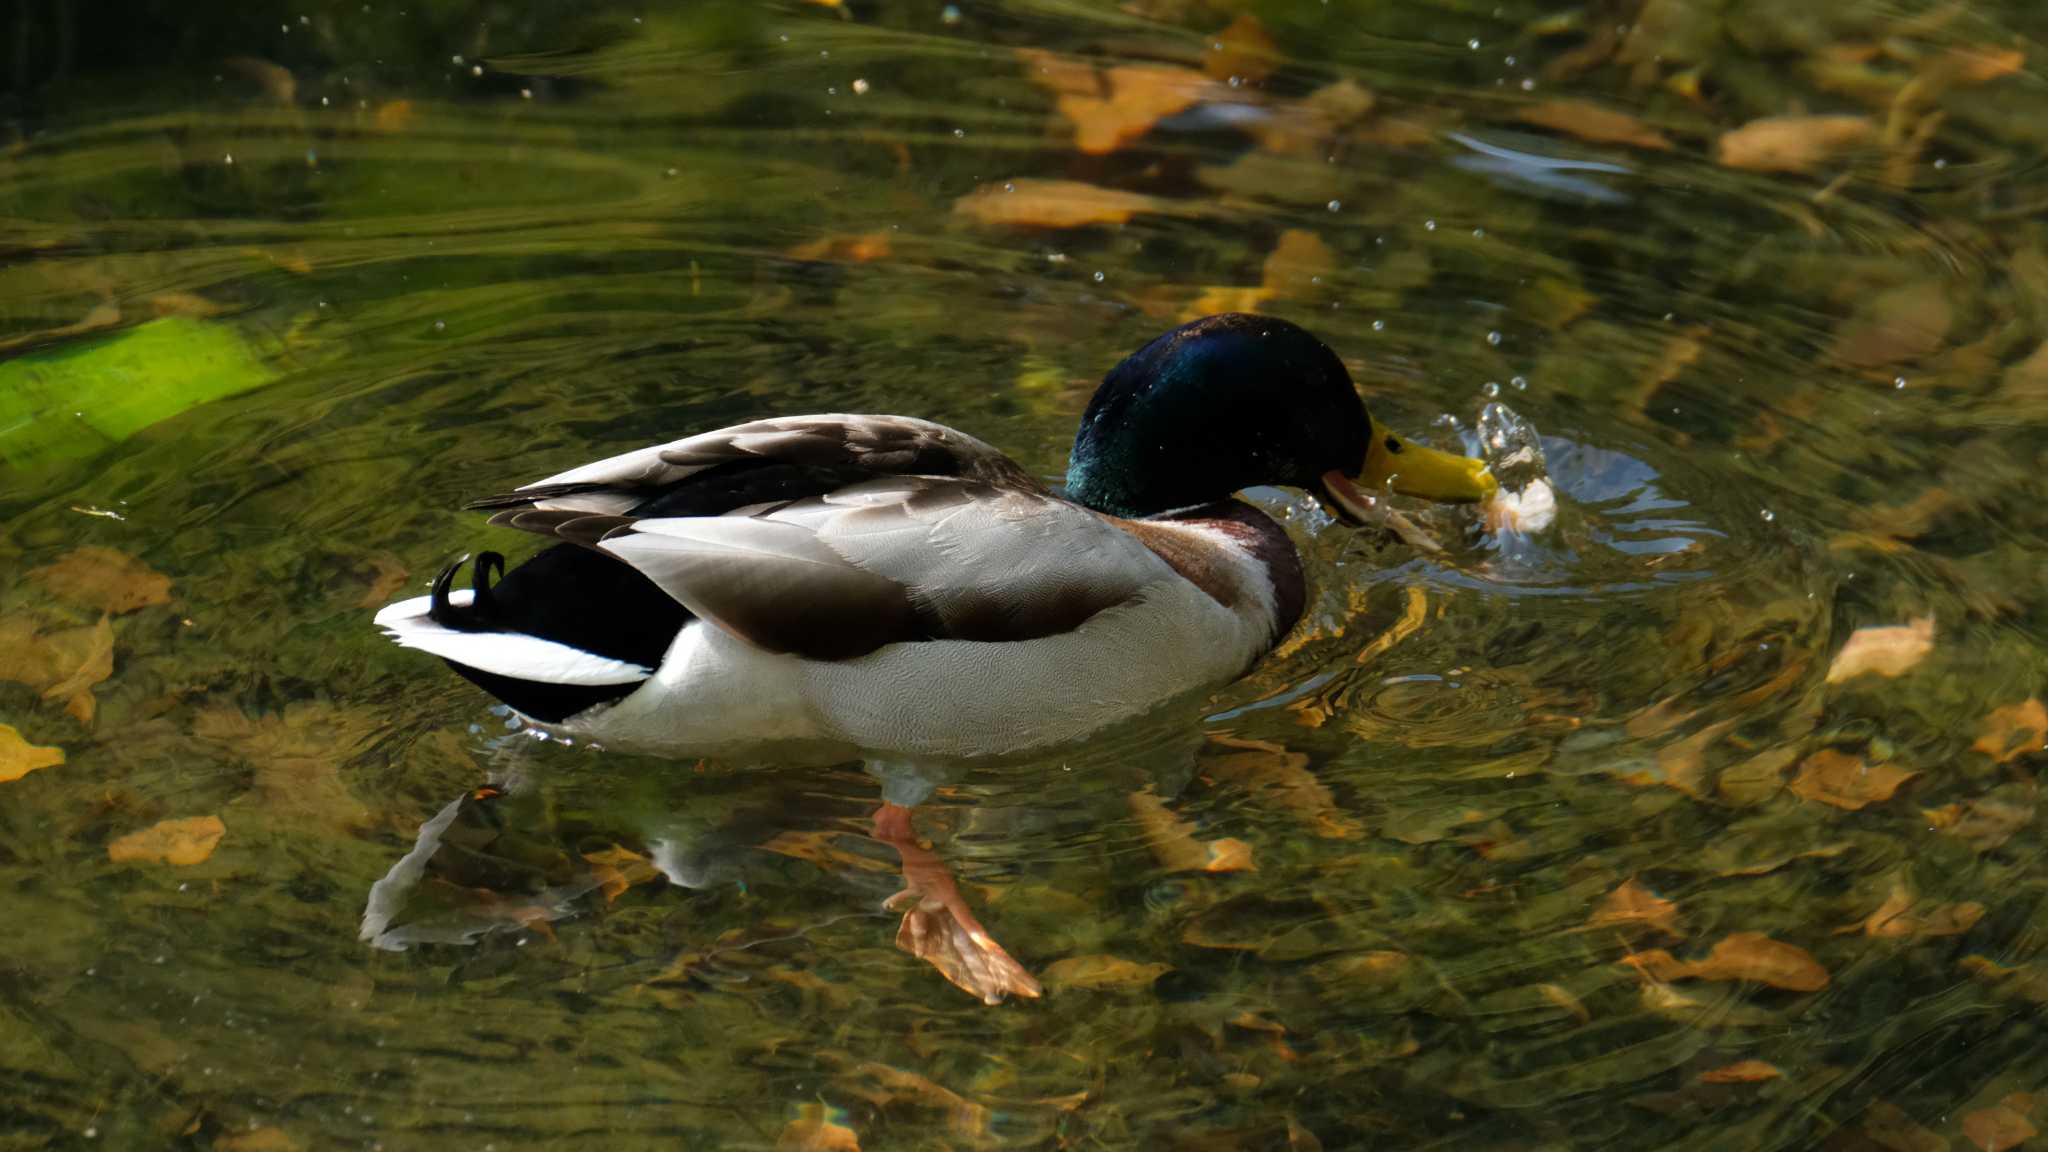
3, 2, 2048, 1149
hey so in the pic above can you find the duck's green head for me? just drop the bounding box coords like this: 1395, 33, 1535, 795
1065, 313, 1497, 519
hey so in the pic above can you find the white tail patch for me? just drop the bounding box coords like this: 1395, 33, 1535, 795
374, 592, 653, 686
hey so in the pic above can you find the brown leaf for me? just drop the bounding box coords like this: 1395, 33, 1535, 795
217, 1128, 302, 1152
1791, 749, 1916, 811
953, 179, 1174, 229
1963, 1096, 2037, 1152
1201, 733, 1359, 838
1204, 13, 1279, 83
1937, 45, 2025, 85
1310, 950, 1409, 986
30, 547, 173, 613
1590, 878, 1683, 936
1128, 789, 1255, 873
1831, 282, 1953, 368
1974, 700, 2047, 764
196, 704, 375, 830
1042, 954, 1171, 991
779, 1103, 861, 1151
1626, 932, 1828, 991
1518, 99, 1672, 150
1826, 616, 1935, 683
1863, 1100, 1951, 1152
1925, 784, 2035, 851
1717, 114, 1876, 173
785, 232, 893, 263
108, 815, 226, 866
0, 724, 64, 783
356, 551, 411, 609
1699, 1059, 1782, 1084
1538, 983, 1592, 1024
41, 615, 114, 726
1856, 875, 1985, 939
372, 99, 415, 133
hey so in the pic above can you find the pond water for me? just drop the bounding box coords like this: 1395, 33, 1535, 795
5, 1, 2048, 1148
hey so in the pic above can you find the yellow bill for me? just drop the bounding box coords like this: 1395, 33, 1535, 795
1321, 416, 1496, 525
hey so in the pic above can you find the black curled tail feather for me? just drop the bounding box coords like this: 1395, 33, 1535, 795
428, 552, 506, 632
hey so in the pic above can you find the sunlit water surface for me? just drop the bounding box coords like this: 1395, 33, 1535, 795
4, 2, 2048, 1148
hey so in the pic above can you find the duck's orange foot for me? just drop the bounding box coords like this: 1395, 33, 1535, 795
887, 886, 1043, 1005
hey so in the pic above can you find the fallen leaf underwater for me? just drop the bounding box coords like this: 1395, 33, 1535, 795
2, 0, 2047, 1149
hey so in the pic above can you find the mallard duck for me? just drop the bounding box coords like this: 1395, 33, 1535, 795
374, 312, 1497, 760
373, 312, 1497, 1003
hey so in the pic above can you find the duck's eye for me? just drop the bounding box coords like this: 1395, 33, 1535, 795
1384, 436, 1402, 454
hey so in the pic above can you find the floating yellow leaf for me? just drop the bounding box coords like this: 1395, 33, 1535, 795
217, 1127, 302, 1152
0, 724, 64, 783
1699, 1059, 1781, 1084
778, 1103, 860, 1151
785, 232, 894, 263
1589, 877, 1683, 936
583, 844, 661, 903
1203, 13, 1279, 84
29, 546, 171, 614
1518, 99, 1672, 150
1790, 749, 1916, 811
1717, 114, 1875, 173
1973, 699, 2046, 764
1937, 45, 2025, 85
372, 99, 415, 133
1018, 49, 1224, 155
953, 179, 1172, 229
1963, 1095, 2037, 1152
1826, 616, 1935, 683
1624, 931, 1828, 992
1042, 954, 1170, 991
108, 815, 226, 866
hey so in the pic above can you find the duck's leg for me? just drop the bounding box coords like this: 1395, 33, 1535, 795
864, 763, 1041, 1005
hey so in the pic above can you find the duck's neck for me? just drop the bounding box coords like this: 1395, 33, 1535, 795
1114, 500, 1305, 642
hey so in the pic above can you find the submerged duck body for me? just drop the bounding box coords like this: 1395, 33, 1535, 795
375, 314, 1495, 758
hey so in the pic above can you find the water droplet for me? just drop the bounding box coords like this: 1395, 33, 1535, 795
1520, 78, 1536, 91
1003, 182, 1014, 192
1472, 227, 1486, 238
1894, 375, 1908, 389
1933, 157, 1948, 170
223, 153, 234, 165
451, 54, 464, 65
941, 3, 961, 23
852, 78, 870, 95
1482, 381, 1501, 397
520, 88, 533, 100
827, 86, 836, 95
1468, 37, 1481, 49
1228, 75, 1243, 88
1326, 199, 1341, 212
665, 167, 678, 177
1486, 330, 1502, 346
1092, 271, 1105, 282
1759, 509, 1775, 522
1511, 375, 1527, 390
470, 64, 483, 77
1371, 319, 1385, 331
1504, 54, 1517, 65
433, 320, 445, 332
1424, 219, 1437, 231
953, 128, 966, 138
320, 96, 330, 106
